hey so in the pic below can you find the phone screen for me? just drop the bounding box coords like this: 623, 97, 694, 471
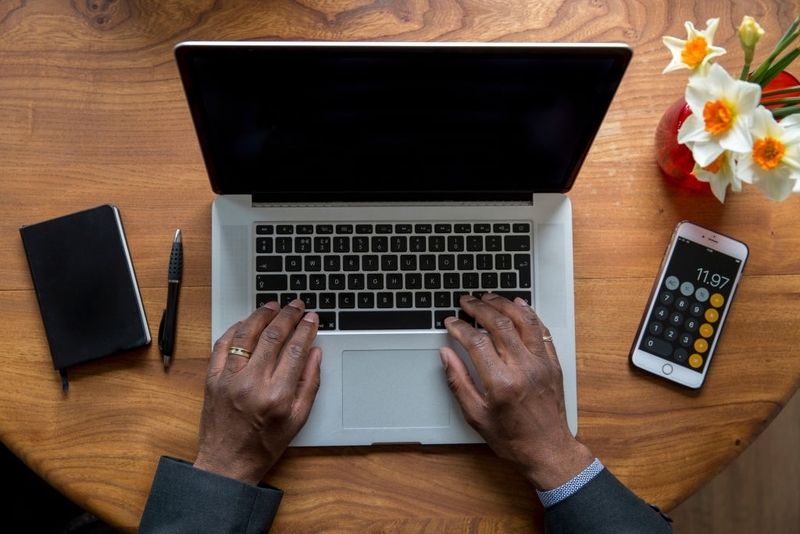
638, 236, 744, 374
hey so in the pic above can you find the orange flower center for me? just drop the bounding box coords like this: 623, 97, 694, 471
703, 100, 734, 135
702, 153, 725, 174
752, 138, 785, 170
682, 36, 709, 68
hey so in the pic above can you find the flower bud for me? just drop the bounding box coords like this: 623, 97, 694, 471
738, 16, 765, 49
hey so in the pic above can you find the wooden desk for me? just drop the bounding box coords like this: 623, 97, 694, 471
1, 2, 799, 532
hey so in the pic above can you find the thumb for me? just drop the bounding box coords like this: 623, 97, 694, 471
439, 348, 484, 426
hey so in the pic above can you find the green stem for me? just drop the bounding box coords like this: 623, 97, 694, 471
770, 104, 800, 118
750, 17, 800, 83
758, 48, 800, 87
761, 84, 800, 97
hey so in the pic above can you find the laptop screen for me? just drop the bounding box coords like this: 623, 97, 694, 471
175, 42, 631, 200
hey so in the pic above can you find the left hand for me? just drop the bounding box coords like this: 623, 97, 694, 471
193, 300, 322, 485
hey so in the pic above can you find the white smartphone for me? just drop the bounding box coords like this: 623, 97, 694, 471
630, 221, 748, 389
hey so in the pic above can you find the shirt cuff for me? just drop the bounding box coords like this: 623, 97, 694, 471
535, 458, 605, 508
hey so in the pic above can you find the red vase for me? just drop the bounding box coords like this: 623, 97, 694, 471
655, 98, 708, 191
655, 71, 800, 191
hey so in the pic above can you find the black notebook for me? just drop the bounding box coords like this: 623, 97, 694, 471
19, 204, 151, 390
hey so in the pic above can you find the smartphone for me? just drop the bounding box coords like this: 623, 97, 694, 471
630, 221, 748, 388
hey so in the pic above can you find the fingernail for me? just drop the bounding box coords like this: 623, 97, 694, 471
303, 312, 318, 323
514, 297, 528, 307
483, 292, 498, 300
460, 294, 476, 302
438, 349, 449, 369
263, 301, 280, 311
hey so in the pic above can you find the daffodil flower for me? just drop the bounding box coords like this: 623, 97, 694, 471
693, 151, 740, 203
663, 18, 727, 74
737, 107, 800, 201
677, 63, 762, 167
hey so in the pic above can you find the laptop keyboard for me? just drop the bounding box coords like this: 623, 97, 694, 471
254, 222, 533, 330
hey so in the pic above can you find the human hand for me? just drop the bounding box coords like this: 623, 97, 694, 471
440, 293, 594, 491
193, 300, 322, 485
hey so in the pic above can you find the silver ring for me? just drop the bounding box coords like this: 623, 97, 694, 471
542, 335, 554, 343
228, 346, 252, 358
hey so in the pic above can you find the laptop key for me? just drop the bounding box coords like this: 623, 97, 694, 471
339, 310, 432, 330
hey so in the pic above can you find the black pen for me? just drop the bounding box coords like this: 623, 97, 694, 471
158, 229, 182, 367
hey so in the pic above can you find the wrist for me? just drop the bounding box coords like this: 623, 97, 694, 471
519, 439, 595, 491
193, 451, 268, 486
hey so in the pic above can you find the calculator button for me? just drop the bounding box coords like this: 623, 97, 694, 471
679, 333, 693, 347
675, 297, 689, 311
699, 323, 714, 338
680, 281, 695, 296
664, 327, 678, 341
710, 293, 725, 307
705, 308, 720, 322
659, 291, 675, 305
689, 354, 704, 368
643, 336, 673, 357
694, 338, 709, 353
695, 287, 709, 302
654, 306, 669, 320
648, 322, 664, 335
665, 276, 680, 290
669, 312, 684, 326
684, 317, 699, 332
690, 302, 704, 316
673, 349, 688, 363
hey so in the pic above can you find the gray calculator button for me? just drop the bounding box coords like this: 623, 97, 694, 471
680, 281, 695, 296
643, 336, 672, 357
665, 276, 680, 290
695, 287, 709, 302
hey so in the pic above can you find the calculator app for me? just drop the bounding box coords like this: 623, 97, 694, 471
638, 237, 743, 373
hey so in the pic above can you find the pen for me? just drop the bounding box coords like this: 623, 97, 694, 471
158, 229, 182, 367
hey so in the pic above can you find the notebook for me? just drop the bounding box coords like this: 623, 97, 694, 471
175, 41, 632, 446
19, 204, 151, 390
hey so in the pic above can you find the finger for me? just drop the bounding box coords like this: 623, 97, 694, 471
444, 313, 500, 381
249, 299, 306, 373
224, 302, 281, 373
539, 322, 559, 364
459, 294, 525, 363
272, 310, 320, 389
292, 345, 323, 423
208, 321, 240, 379
439, 347, 485, 429
481, 294, 551, 361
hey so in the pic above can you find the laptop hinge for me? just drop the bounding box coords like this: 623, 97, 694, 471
251, 191, 537, 204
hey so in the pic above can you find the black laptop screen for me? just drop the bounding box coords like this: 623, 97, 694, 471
175, 43, 631, 200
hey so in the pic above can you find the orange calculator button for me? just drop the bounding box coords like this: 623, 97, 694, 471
694, 338, 709, 353
689, 354, 704, 368
710, 293, 725, 308
705, 308, 719, 323
699, 323, 714, 338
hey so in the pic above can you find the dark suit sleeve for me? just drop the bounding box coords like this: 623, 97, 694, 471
542, 468, 673, 534
138, 457, 283, 534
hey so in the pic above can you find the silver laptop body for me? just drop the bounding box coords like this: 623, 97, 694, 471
175, 41, 632, 446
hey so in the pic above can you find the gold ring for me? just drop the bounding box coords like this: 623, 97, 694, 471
542, 335, 554, 343
228, 346, 252, 358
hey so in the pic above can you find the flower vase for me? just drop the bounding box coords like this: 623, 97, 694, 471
654, 99, 708, 191
655, 71, 800, 191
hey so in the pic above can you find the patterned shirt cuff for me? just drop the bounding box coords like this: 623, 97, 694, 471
535, 458, 604, 508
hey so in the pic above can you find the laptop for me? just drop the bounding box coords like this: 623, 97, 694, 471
174, 41, 631, 446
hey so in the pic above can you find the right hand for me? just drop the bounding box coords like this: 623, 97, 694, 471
439, 293, 594, 491
193, 300, 322, 485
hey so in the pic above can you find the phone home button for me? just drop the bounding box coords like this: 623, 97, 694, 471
662, 364, 674, 375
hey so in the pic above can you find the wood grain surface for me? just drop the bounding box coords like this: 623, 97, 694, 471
2, 1, 800, 532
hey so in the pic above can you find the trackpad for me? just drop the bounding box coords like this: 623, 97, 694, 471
342, 350, 451, 429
